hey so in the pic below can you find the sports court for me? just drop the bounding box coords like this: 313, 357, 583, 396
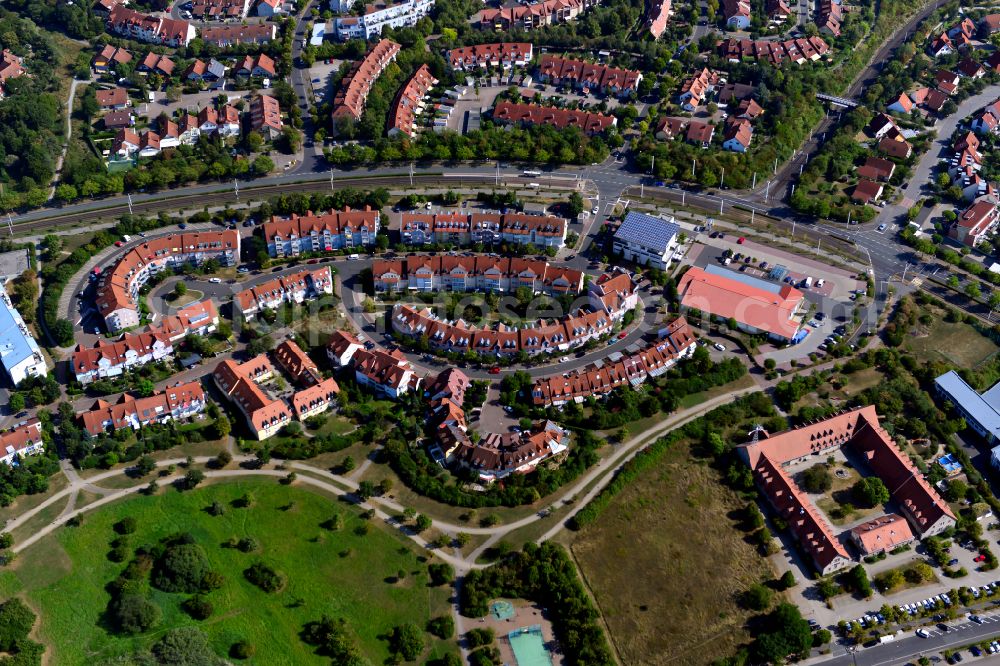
507, 625, 554, 666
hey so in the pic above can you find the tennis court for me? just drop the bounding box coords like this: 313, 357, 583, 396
507, 625, 553, 666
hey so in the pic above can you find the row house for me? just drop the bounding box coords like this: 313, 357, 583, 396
71, 331, 174, 384
0, 419, 44, 467
647, 0, 672, 38
200, 24, 277, 47
492, 101, 617, 135
815, 0, 841, 37
91, 45, 132, 74
331, 39, 401, 122
198, 103, 242, 138
213, 357, 290, 440
531, 316, 696, 406
536, 56, 642, 98
389, 64, 438, 137
95, 230, 240, 332
249, 94, 282, 140
237, 53, 277, 78
190, 0, 252, 21
716, 37, 830, 66
677, 67, 720, 112
184, 58, 227, 82
78, 381, 206, 437
138, 52, 175, 77
446, 42, 533, 70
233, 266, 333, 319
332, 0, 435, 40
372, 255, 584, 294
107, 6, 196, 47
476, 0, 599, 31
146, 300, 220, 343
949, 199, 1000, 248
392, 304, 617, 356
262, 207, 380, 256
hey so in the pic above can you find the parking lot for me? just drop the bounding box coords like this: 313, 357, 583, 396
306, 59, 345, 105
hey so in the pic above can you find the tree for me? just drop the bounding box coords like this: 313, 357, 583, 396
414, 514, 432, 533
115, 516, 138, 535
567, 192, 585, 217
428, 562, 454, 586
7, 394, 24, 413
215, 449, 232, 468
153, 543, 211, 594
357, 480, 375, 500
780, 570, 796, 590
388, 623, 424, 661
752, 603, 813, 663
252, 155, 274, 176
848, 564, 872, 598
135, 455, 156, 477
152, 627, 222, 665
853, 477, 889, 507
744, 583, 773, 610
801, 464, 832, 493
214, 416, 231, 440
52, 319, 74, 346
174, 281, 188, 298
0, 598, 35, 651
301, 616, 365, 663
183, 469, 205, 490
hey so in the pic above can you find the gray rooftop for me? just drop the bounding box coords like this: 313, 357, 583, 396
704, 264, 783, 294
614, 212, 680, 254
936, 370, 1000, 435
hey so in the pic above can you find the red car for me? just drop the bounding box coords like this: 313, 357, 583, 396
307, 258, 319, 264
737, 237, 746, 244
617, 331, 628, 339
489, 366, 500, 374
976, 554, 988, 563
115, 241, 124, 247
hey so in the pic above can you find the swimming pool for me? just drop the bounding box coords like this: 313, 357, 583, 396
507, 625, 553, 666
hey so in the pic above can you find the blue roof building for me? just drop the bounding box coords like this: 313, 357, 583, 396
0, 288, 46, 386
934, 370, 1000, 465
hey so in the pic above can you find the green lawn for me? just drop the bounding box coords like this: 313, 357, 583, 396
903, 316, 1000, 369
0, 480, 457, 665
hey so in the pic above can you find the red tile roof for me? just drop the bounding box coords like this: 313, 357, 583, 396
492, 101, 616, 134
332, 39, 401, 121
537, 55, 642, 93
677, 266, 803, 339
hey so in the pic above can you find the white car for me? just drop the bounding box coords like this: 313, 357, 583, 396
916, 629, 929, 638
209, 278, 222, 283
591, 206, 599, 214
713, 343, 725, 352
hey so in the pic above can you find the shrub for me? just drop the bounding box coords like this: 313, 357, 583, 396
300, 616, 364, 662
780, 571, 796, 590
182, 595, 213, 620
244, 562, 285, 593
743, 583, 773, 611
152, 627, 222, 665
236, 537, 260, 553
388, 623, 424, 662
801, 464, 832, 493
427, 615, 455, 639
200, 570, 225, 592
114, 517, 138, 535
230, 640, 255, 659
428, 563, 454, 586
113, 594, 161, 634
466, 628, 495, 648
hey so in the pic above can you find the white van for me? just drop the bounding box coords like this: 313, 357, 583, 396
348, 253, 360, 260
802, 276, 813, 288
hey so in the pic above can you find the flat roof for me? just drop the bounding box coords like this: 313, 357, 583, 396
704, 264, 783, 294
614, 212, 680, 255
0, 289, 41, 373
936, 370, 1000, 435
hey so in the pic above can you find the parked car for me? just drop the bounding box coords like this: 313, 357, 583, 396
976, 554, 988, 563
489, 366, 500, 374
916, 629, 929, 638
713, 343, 725, 352
737, 237, 746, 244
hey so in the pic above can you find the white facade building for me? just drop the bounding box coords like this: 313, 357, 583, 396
0, 287, 47, 386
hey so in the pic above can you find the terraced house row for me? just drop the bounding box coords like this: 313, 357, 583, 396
492, 101, 617, 136
332, 39, 401, 123
398, 211, 567, 247
446, 42, 533, 70
536, 55, 643, 98
389, 64, 438, 138
371, 256, 584, 294
262, 208, 381, 256
392, 303, 617, 356
530, 316, 696, 406
94, 230, 241, 332
717, 36, 831, 66
78, 381, 207, 437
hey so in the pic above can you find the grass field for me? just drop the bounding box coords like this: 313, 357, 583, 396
571, 440, 774, 665
903, 317, 1000, 369
0, 480, 457, 665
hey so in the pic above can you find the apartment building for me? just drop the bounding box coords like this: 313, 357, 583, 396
200, 24, 277, 47
233, 266, 333, 319
332, 39, 401, 123
94, 230, 241, 332
716, 37, 830, 66
146, 300, 220, 343
0, 287, 47, 386
949, 199, 1000, 248
213, 357, 290, 440
190, 0, 252, 20
274, 339, 322, 386
398, 211, 567, 248
78, 381, 206, 437
448, 420, 568, 483
492, 101, 617, 135
332, 0, 435, 39
71, 331, 174, 385
476, 0, 599, 31
262, 207, 381, 256
612, 211, 681, 269
330, 338, 420, 399
106, 6, 196, 46
587, 270, 639, 319
249, 94, 282, 139
372, 255, 583, 294
326, 330, 364, 368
